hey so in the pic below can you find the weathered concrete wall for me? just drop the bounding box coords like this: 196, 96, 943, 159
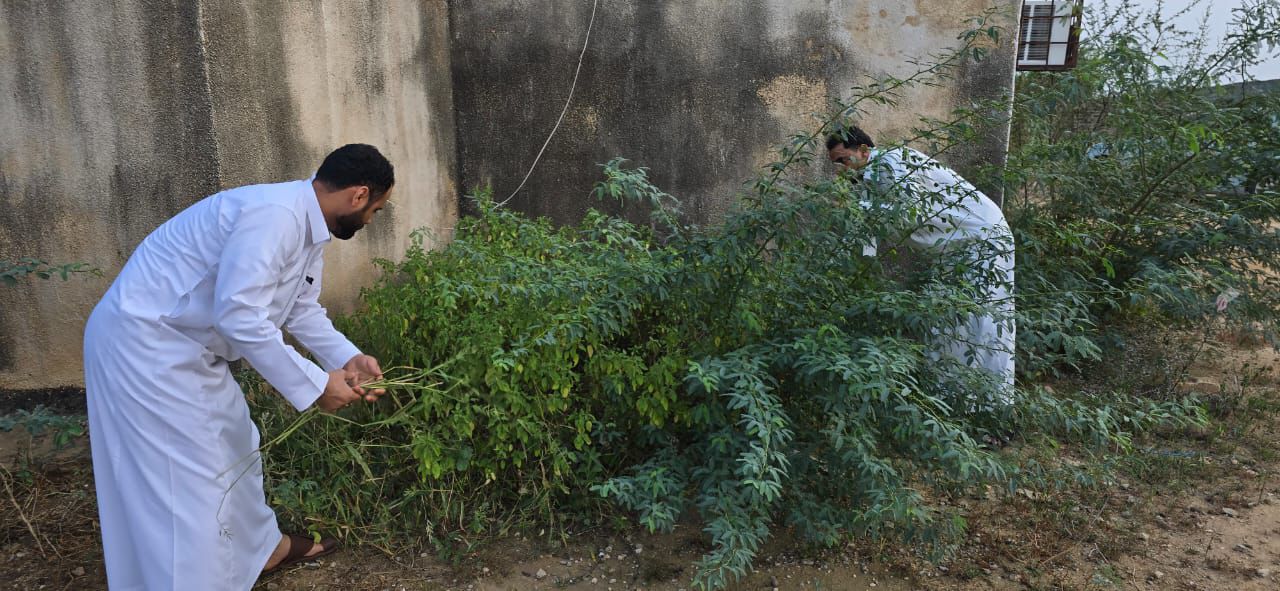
449, 0, 1018, 225
199, 0, 458, 309
0, 0, 457, 389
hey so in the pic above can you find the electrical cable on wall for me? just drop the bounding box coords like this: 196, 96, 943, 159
496, 0, 600, 208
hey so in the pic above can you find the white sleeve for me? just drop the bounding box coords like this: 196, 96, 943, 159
213, 205, 329, 411
284, 253, 362, 372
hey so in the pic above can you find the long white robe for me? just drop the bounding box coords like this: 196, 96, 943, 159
861, 147, 1016, 405
83, 179, 361, 590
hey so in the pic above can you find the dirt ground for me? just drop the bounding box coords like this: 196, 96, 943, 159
2, 339, 1277, 591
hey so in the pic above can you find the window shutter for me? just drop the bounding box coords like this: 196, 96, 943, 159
1017, 0, 1082, 71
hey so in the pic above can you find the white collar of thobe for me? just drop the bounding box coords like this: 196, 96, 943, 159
861, 149, 885, 182
304, 174, 332, 246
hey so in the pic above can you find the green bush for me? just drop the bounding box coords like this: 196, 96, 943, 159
0, 258, 98, 286
249, 199, 689, 554
0, 406, 85, 448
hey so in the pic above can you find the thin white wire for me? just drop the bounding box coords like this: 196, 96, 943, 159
496, 0, 600, 208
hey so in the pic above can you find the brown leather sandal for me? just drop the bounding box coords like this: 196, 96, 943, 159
260, 533, 339, 578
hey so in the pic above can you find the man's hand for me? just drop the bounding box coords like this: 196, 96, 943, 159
316, 369, 361, 412
343, 354, 385, 402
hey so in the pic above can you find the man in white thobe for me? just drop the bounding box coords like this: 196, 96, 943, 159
83, 144, 395, 590
828, 127, 1016, 408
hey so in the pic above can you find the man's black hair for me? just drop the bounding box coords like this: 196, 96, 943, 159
315, 144, 395, 199
826, 126, 876, 151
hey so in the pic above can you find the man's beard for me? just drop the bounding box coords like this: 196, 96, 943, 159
332, 210, 366, 240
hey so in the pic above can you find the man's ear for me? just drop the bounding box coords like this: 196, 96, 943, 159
350, 185, 371, 208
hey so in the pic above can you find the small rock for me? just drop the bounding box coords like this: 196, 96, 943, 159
71, 567, 85, 577
1257, 568, 1272, 578
1153, 570, 1166, 580
482, 567, 490, 574
560, 559, 569, 565
802, 559, 814, 566
1234, 543, 1253, 554
1140, 532, 1150, 541
634, 545, 643, 554
1222, 507, 1239, 517
535, 568, 548, 579
610, 579, 617, 584
591, 577, 598, 584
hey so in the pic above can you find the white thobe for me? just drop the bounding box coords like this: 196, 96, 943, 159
83, 179, 361, 590
861, 147, 1016, 404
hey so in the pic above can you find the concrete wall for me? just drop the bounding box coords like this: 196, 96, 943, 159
0, 0, 457, 389
449, 0, 1018, 225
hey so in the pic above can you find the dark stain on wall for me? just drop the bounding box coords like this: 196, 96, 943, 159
449, 0, 1015, 226
452, 0, 822, 226
139, 0, 223, 217
200, 0, 310, 186
417, 1, 460, 224
350, 2, 389, 99
948, 44, 1018, 205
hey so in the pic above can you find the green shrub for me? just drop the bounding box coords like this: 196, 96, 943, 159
998, 0, 1280, 377
0, 258, 98, 286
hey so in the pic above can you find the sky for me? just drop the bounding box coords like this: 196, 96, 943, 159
1150, 0, 1280, 81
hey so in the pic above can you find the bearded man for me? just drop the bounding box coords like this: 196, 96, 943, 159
84, 143, 395, 589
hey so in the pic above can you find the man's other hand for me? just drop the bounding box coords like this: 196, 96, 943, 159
317, 369, 361, 412
343, 354, 386, 402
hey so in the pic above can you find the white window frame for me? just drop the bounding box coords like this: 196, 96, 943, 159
1017, 0, 1082, 71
